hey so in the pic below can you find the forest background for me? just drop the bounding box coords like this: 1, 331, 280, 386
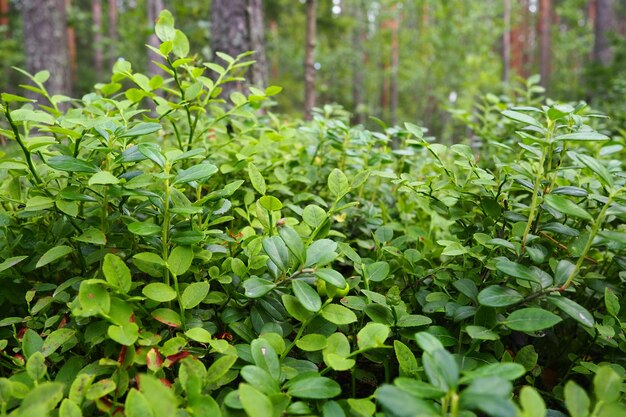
1, 0, 625, 141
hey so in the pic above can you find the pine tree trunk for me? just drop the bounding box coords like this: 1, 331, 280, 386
22, 0, 72, 96
0, 0, 8, 26
389, 4, 400, 126
539, 0, 551, 89
503, 0, 511, 83
211, 0, 268, 97
593, 0, 614, 66
303, 0, 316, 120
108, 0, 117, 70
351, 0, 365, 125
93, 0, 103, 79
247, 0, 268, 88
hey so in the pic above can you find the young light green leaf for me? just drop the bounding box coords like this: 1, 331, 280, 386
103, 253, 131, 293
504, 308, 562, 332
328, 168, 350, 197
181, 281, 209, 309
167, 246, 193, 276
36, 245, 73, 268
248, 162, 266, 195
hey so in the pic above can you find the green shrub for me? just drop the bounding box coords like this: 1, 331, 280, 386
0, 10, 624, 417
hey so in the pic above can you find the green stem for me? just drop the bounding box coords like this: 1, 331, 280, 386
449, 391, 460, 417
162, 165, 172, 287
4, 104, 44, 187
521, 145, 549, 254
560, 191, 618, 290
172, 272, 186, 327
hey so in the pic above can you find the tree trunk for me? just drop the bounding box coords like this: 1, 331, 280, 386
538, 0, 551, 89
0, 0, 8, 27
108, 0, 117, 70
593, 0, 614, 66
147, 0, 164, 76
211, 0, 268, 97
22, 0, 72, 96
503, 0, 511, 83
93, 0, 103, 79
389, 4, 400, 126
247, 0, 268, 88
303, 0, 316, 120
351, 0, 365, 125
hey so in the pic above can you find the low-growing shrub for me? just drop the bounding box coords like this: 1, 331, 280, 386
0, 10, 624, 417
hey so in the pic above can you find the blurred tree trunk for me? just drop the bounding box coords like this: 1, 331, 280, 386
146, 0, 164, 76
593, 0, 614, 66
66, 0, 77, 88
389, 4, 399, 126
351, 0, 365, 125
108, 0, 117, 70
538, 0, 551, 89
0, 0, 8, 27
211, 0, 268, 98
503, 0, 511, 83
22, 0, 72, 96
93, 0, 103, 79
304, 0, 316, 120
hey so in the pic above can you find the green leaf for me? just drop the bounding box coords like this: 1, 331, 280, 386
321, 304, 357, 325
103, 253, 131, 293
174, 163, 218, 185
394, 340, 419, 377
86, 379, 116, 400
366, 261, 390, 282
243, 277, 276, 298
41, 328, 75, 357
59, 399, 82, 417
206, 354, 238, 385
172, 29, 190, 58
423, 348, 459, 390
259, 195, 283, 211
0, 256, 28, 273
460, 377, 515, 417
143, 283, 177, 302
248, 162, 266, 195
414, 332, 444, 354
575, 153, 614, 190
182, 281, 209, 309
302, 204, 327, 228
185, 327, 212, 343
553, 131, 610, 142
460, 362, 525, 384
518, 386, 546, 417
26, 351, 46, 381
564, 381, 589, 417
155, 10, 175, 42
36, 245, 73, 268
505, 308, 562, 332
328, 168, 350, 197
502, 110, 543, 128
296, 334, 328, 351
477, 286, 524, 307
108, 322, 139, 346
125, 389, 154, 417
292, 279, 322, 312
78, 281, 110, 316
305, 239, 338, 267
495, 259, 540, 282
605, 288, 620, 317
128, 221, 161, 236
544, 194, 593, 221
240, 366, 279, 394
239, 383, 273, 417
546, 296, 594, 328
19, 382, 64, 413
357, 323, 390, 350
263, 236, 290, 272
24, 196, 54, 211
287, 376, 341, 399
466, 325, 499, 341
375, 384, 438, 417
74, 227, 106, 245
279, 226, 306, 266
151, 308, 181, 327
88, 171, 119, 185
167, 246, 193, 276
47, 155, 99, 173
119, 122, 162, 138
594, 365, 621, 403
138, 373, 179, 417
315, 268, 347, 288
282, 294, 314, 322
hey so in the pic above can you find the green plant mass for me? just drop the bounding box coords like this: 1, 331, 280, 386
0, 9, 625, 417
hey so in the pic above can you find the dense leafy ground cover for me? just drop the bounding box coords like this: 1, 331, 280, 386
0, 11, 625, 417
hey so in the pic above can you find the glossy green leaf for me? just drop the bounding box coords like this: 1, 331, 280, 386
173, 163, 218, 185
103, 253, 131, 293
296, 334, 328, 351
167, 246, 193, 276
36, 245, 73, 268
544, 194, 593, 220
505, 308, 562, 332
292, 279, 322, 312
143, 283, 177, 302
321, 304, 357, 325
357, 323, 390, 350
546, 296, 594, 328
502, 110, 543, 128
263, 236, 290, 272
47, 155, 99, 173
182, 281, 209, 309
243, 277, 276, 298
477, 286, 523, 307
287, 376, 341, 399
